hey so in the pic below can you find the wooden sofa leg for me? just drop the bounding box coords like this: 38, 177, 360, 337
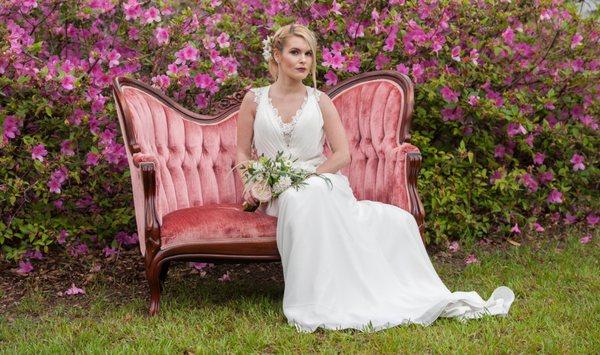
159, 261, 170, 292
147, 262, 162, 316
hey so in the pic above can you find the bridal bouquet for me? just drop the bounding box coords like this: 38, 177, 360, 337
234, 151, 333, 212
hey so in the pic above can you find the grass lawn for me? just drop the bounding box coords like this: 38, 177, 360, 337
1, 225, 598, 353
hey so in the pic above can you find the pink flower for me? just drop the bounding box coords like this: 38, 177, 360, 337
579, 234, 592, 244
346, 55, 360, 73
192, 262, 208, 270
440, 86, 459, 103
448, 241, 460, 253
60, 140, 75, 156
507, 122, 527, 137
151, 74, 170, 89
48, 179, 62, 193
485, 90, 504, 107
17, 260, 34, 275
3, 115, 22, 140
465, 254, 479, 265
468, 95, 479, 106
65, 283, 86, 295
525, 134, 534, 147
24, 249, 44, 260
115, 231, 139, 246
143, 6, 161, 24
194, 73, 215, 89
411, 63, 424, 82
494, 145, 506, 159
107, 50, 121, 68
54, 199, 64, 210
217, 32, 230, 48
490, 170, 502, 184
510, 223, 521, 234
469, 48, 480, 66
571, 59, 585, 72
533, 152, 546, 165
85, 152, 100, 166
586, 214, 598, 226
154, 27, 170, 45
176, 44, 199, 63
127, 27, 139, 40
440, 107, 464, 122
195, 93, 207, 109
383, 26, 398, 52
374, 54, 390, 70
57, 229, 68, 244
521, 173, 538, 192
571, 33, 583, 49
324, 70, 338, 86
123, 0, 142, 20
31, 143, 48, 161
68, 243, 89, 257
103, 246, 117, 257
218, 272, 231, 282
538, 171, 554, 185
395, 63, 409, 75
322, 49, 346, 70
331, 0, 342, 15
502, 27, 515, 45
547, 189, 563, 204
451, 46, 461, 61
61, 75, 75, 90
570, 153, 585, 171
564, 213, 577, 224
532, 222, 545, 232
347, 21, 364, 38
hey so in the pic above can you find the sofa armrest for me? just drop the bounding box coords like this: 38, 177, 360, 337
133, 152, 160, 168
139, 161, 162, 264
387, 143, 426, 237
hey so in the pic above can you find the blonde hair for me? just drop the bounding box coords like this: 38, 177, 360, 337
266, 24, 318, 90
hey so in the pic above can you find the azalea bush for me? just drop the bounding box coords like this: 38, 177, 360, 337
1, 0, 598, 269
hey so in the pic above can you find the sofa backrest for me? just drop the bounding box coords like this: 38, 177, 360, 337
112, 71, 413, 255
324, 74, 414, 202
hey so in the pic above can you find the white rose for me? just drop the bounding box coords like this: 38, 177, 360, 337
250, 181, 272, 203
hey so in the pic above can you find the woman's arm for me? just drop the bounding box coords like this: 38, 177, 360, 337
315, 92, 351, 174
236, 90, 259, 205
236, 90, 257, 172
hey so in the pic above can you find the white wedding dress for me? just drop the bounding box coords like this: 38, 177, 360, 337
249, 84, 515, 333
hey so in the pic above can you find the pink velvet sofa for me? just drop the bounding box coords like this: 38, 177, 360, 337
111, 70, 425, 316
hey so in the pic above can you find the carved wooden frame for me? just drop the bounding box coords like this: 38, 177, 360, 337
111, 70, 425, 316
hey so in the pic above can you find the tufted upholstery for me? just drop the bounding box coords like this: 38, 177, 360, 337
123, 87, 244, 210
116, 78, 418, 256
325, 80, 418, 208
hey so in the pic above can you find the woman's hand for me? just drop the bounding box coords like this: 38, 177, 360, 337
243, 187, 259, 206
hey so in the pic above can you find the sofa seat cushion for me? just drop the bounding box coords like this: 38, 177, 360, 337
160, 203, 277, 250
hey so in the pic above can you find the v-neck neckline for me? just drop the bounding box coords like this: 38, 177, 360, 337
266, 84, 309, 126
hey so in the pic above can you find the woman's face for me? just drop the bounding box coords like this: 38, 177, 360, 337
275, 35, 313, 81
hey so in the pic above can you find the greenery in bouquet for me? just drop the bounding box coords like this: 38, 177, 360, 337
234, 151, 332, 212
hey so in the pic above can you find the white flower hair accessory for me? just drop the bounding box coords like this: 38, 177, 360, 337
262, 36, 273, 62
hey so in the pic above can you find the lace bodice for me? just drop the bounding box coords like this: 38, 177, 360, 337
250, 84, 326, 173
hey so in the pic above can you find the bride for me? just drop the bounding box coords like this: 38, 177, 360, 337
236, 23, 515, 333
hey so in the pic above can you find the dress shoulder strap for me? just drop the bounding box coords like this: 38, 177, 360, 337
249, 87, 260, 104
312, 87, 323, 102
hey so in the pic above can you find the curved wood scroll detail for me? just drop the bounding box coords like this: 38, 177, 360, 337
406, 152, 426, 240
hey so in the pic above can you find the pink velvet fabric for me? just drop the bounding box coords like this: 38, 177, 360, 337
161, 203, 276, 248
118, 79, 417, 255
324, 80, 415, 210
